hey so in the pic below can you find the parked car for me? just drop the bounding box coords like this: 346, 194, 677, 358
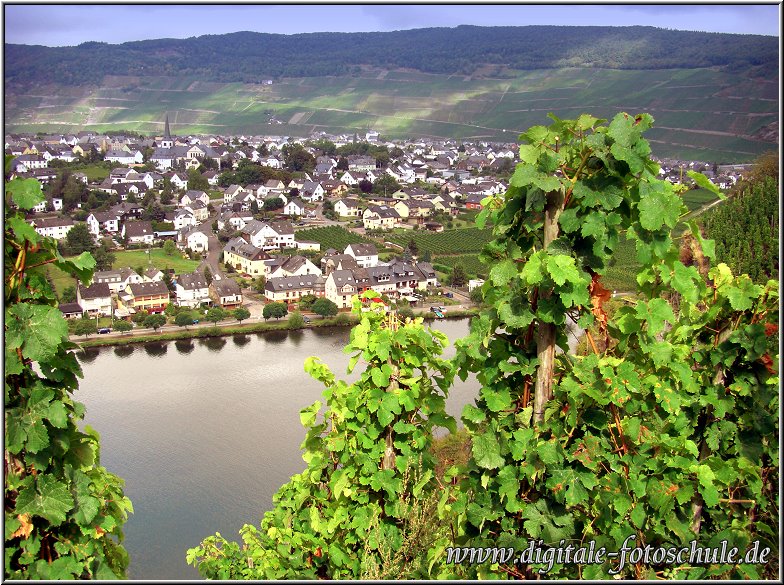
98, 327, 111, 334
303, 316, 311, 324
445, 292, 454, 298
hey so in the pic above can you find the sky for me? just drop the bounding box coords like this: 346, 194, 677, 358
3, 2, 780, 46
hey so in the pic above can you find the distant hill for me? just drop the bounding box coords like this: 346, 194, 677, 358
4, 25, 778, 87
4, 26, 778, 162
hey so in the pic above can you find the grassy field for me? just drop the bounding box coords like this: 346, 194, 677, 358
6, 67, 776, 162
295, 226, 374, 251
432, 254, 488, 279
113, 249, 201, 274
387, 227, 494, 255
40, 248, 202, 300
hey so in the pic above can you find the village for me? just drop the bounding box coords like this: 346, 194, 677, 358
8, 116, 750, 335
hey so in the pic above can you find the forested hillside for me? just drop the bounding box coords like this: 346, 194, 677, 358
5, 25, 777, 87
701, 155, 779, 283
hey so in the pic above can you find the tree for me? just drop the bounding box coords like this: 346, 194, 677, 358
233, 307, 251, 323
187, 168, 209, 192
5, 163, 132, 577
358, 179, 373, 194
113, 320, 133, 335
175, 312, 195, 329
205, 306, 225, 325
469, 285, 483, 304
65, 222, 95, 255
288, 310, 305, 329
203, 266, 213, 285
61, 285, 77, 303
73, 318, 97, 338
449, 264, 467, 287
282, 143, 315, 173
162, 271, 175, 293
131, 309, 149, 325
311, 297, 339, 318
449, 113, 778, 579
143, 313, 166, 332
263, 197, 284, 211
163, 239, 177, 256
371, 174, 400, 195
93, 241, 116, 270
262, 302, 288, 320
160, 177, 174, 205
406, 238, 419, 259
188, 292, 457, 579
422, 249, 432, 263
298, 293, 318, 310
253, 275, 266, 293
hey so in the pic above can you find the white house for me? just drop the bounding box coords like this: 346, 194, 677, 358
175, 272, 212, 308
345, 243, 379, 268
173, 208, 196, 231
283, 197, 306, 217
30, 217, 75, 240
242, 220, 296, 251
122, 220, 155, 245
180, 228, 209, 253
325, 270, 358, 309
76, 282, 113, 317
334, 198, 362, 218
86, 211, 120, 236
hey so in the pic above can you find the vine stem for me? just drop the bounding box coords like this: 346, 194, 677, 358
533, 188, 564, 424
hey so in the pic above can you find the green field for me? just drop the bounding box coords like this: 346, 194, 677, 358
295, 226, 374, 251
5, 67, 777, 162
113, 249, 201, 274
387, 227, 494, 255
40, 248, 201, 301
432, 254, 488, 279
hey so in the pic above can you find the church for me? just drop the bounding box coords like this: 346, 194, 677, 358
150, 114, 223, 171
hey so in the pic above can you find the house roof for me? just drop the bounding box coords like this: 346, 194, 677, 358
31, 217, 74, 228
59, 302, 83, 315
78, 282, 112, 300
177, 272, 209, 291
124, 220, 154, 238
264, 274, 325, 292
346, 243, 378, 257
224, 237, 269, 262
210, 278, 241, 296
128, 281, 169, 296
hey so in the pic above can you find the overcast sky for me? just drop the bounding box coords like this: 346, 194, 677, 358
4, 2, 780, 46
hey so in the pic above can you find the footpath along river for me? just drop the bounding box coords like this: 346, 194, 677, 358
75, 318, 478, 579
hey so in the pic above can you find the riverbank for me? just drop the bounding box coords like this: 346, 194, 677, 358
73, 308, 480, 348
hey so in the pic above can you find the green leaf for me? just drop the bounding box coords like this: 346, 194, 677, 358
299, 401, 322, 427
725, 278, 762, 311
6, 177, 45, 210
637, 182, 682, 231
6, 304, 69, 363
546, 254, 581, 286
489, 259, 518, 287
472, 431, 504, 470
636, 298, 674, 336
7, 217, 41, 244
15, 475, 74, 526
686, 170, 723, 198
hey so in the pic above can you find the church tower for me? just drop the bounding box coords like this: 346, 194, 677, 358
161, 114, 174, 149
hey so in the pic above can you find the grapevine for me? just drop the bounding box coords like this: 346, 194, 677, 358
4, 156, 133, 579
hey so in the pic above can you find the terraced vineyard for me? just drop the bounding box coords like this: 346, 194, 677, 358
387, 227, 494, 255
431, 254, 487, 279
295, 226, 374, 252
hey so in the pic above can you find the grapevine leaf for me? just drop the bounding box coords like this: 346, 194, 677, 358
6, 177, 45, 210
15, 475, 75, 526
638, 182, 682, 231
7, 217, 41, 244
6, 304, 69, 363
472, 431, 504, 470
686, 170, 724, 198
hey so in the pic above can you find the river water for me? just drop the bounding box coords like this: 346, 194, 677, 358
75, 319, 478, 579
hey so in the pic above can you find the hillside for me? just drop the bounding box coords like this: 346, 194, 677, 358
4, 26, 778, 86
4, 26, 778, 162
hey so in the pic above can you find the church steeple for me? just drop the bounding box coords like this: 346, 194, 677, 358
161, 113, 173, 148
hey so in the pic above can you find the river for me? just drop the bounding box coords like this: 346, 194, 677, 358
75, 318, 478, 579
